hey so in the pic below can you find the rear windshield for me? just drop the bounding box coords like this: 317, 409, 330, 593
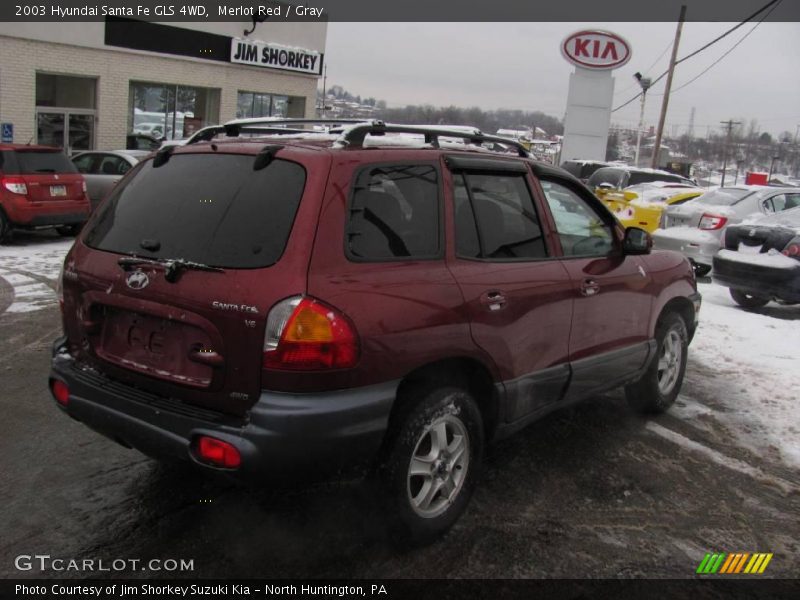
693, 188, 752, 206
627, 172, 684, 186
1, 150, 78, 174
84, 153, 306, 269
587, 168, 624, 188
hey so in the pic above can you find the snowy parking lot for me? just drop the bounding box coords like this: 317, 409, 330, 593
1, 231, 798, 578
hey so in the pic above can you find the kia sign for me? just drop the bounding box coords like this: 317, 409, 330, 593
561, 30, 631, 70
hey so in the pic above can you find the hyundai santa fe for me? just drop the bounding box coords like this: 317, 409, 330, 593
50, 120, 701, 543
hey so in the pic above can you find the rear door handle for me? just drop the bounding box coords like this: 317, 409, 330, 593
580, 279, 600, 297
188, 347, 225, 367
480, 290, 507, 311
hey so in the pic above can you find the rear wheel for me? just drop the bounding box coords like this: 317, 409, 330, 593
378, 385, 483, 545
56, 224, 82, 237
625, 312, 688, 414
729, 289, 769, 309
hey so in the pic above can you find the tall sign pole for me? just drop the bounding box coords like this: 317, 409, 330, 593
651, 4, 687, 169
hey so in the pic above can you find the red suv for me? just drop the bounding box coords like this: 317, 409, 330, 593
0, 144, 91, 243
50, 121, 701, 542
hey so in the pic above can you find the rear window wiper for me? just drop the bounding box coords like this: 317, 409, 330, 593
118, 256, 224, 283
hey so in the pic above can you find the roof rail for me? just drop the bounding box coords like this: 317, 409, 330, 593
186, 118, 367, 145
338, 121, 531, 157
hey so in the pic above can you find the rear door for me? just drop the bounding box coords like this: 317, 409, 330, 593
73, 152, 131, 209
12, 149, 84, 201
536, 176, 653, 399
67, 148, 327, 416
444, 156, 573, 422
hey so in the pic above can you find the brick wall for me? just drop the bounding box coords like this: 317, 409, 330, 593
0, 35, 318, 150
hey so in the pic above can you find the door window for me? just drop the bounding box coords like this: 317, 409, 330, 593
97, 155, 131, 176
347, 164, 440, 261
72, 153, 97, 174
454, 172, 547, 260
540, 179, 615, 257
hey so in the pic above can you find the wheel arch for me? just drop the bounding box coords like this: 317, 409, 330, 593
656, 296, 696, 342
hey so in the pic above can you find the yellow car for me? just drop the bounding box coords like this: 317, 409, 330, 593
600, 183, 705, 233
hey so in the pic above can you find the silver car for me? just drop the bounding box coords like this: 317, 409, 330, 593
653, 186, 800, 275
72, 150, 150, 211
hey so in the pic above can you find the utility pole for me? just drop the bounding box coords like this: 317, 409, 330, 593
633, 73, 651, 167
720, 119, 741, 187
651, 4, 687, 169
319, 64, 328, 117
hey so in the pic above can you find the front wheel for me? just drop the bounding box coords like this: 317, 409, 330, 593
0, 211, 12, 244
56, 224, 82, 237
626, 312, 688, 414
378, 385, 484, 545
729, 289, 769, 309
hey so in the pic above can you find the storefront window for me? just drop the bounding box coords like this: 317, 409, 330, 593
236, 91, 295, 119
35, 73, 97, 152
128, 82, 220, 141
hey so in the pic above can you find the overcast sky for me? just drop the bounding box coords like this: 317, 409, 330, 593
324, 21, 800, 138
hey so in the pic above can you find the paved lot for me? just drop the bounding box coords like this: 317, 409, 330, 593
1, 231, 798, 579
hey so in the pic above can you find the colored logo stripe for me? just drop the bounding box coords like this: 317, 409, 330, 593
699, 552, 773, 574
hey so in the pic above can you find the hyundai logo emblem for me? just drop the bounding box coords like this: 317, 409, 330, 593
126, 270, 149, 290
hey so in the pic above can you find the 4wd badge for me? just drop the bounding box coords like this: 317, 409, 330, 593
126, 270, 149, 290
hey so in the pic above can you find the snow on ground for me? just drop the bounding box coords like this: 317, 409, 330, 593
686, 281, 800, 468
0, 235, 72, 313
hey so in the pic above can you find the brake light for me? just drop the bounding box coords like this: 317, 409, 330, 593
50, 380, 70, 406
263, 296, 358, 370
2, 176, 28, 195
698, 214, 728, 230
194, 436, 241, 469
782, 238, 800, 258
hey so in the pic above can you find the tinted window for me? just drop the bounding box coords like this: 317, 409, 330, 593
541, 179, 615, 257
627, 172, 684, 186
84, 154, 306, 269
4, 150, 77, 174
347, 165, 440, 260
693, 188, 753, 206
587, 167, 624, 188
455, 172, 547, 260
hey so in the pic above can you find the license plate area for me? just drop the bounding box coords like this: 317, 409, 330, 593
50, 185, 67, 197
96, 308, 214, 388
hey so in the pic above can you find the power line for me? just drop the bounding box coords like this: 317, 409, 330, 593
611, 0, 783, 113
613, 38, 673, 97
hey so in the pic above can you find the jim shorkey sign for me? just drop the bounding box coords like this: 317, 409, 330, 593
559, 30, 632, 163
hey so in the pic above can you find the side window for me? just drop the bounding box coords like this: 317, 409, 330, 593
347, 164, 440, 260
72, 154, 96, 174
784, 194, 800, 210
454, 171, 547, 260
98, 155, 130, 176
540, 179, 616, 257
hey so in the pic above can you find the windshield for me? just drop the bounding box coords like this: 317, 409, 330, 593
693, 188, 753, 206
84, 153, 306, 269
1, 150, 78, 174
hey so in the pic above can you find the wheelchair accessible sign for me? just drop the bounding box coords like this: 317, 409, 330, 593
1, 123, 12, 143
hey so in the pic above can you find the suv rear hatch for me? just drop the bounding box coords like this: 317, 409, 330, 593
63, 147, 326, 416
3, 148, 85, 201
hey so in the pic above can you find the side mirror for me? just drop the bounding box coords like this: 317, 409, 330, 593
623, 227, 652, 255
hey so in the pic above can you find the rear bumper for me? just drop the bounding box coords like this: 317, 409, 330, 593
652, 229, 720, 267
713, 255, 800, 303
49, 339, 397, 481
3, 197, 90, 227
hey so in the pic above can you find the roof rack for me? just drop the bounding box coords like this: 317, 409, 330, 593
187, 118, 366, 145
337, 121, 531, 157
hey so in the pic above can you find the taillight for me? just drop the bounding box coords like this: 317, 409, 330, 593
263, 296, 359, 370
50, 380, 70, 406
2, 176, 28, 195
194, 436, 241, 469
782, 237, 800, 258
698, 213, 728, 230
56, 263, 65, 312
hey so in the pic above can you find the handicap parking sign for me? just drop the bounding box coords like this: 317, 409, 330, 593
1, 123, 12, 143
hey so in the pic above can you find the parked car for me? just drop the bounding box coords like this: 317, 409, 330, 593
50, 121, 701, 543
72, 150, 149, 211
603, 182, 705, 233
126, 134, 161, 152
587, 166, 695, 198
0, 143, 90, 243
713, 207, 800, 307
653, 186, 800, 276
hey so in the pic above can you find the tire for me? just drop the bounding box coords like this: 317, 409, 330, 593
729, 288, 769, 309
625, 312, 688, 414
0, 211, 12, 245
377, 385, 484, 545
56, 224, 82, 237
692, 262, 711, 277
